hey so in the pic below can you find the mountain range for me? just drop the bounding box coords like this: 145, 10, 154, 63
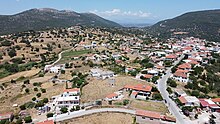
0, 8, 121, 35
149, 9, 220, 41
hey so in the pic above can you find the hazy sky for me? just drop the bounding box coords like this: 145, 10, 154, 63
1, 0, 220, 24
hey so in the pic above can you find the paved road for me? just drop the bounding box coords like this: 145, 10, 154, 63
48, 108, 136, 122
157, 55, 192, 124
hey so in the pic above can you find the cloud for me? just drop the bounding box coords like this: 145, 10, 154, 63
89, 9, 151, 18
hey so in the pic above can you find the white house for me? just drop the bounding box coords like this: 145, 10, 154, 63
51, 88, 80, 109
44, 64, 65, 73
90, 68, 114, 79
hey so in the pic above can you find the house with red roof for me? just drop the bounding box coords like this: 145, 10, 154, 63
199, 99, 220, 112
135, 110, 176, 124
178, 63, 191, 70
172, 71, 189, 83
178, 95, 200, 106
105, 91, 124, 101
165, 54, 177, 61
123, 84, 152, 100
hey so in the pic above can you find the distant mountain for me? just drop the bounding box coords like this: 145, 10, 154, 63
149, 9, 220, 41
0, 8, 122, 35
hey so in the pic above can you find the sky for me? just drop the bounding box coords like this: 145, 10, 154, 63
1, 0, 220, 24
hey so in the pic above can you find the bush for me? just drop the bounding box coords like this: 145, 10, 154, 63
32, 97, 36, 101
61, 70, 65, 74
167, 78, 177, 88
33, 82, 42, 87
152, 93, 163, 101
123, 99, 130, 106
8, 49, 17, 58
24, 116, 32, 123
34, 87, 38, 91
60, 107, 68, 113
166, 87, 172, 94
191, 90, 200, 97
39, 73, 44, 77
16, 119, 23, 124
70, 107, 75, 112
40, 88, 46, 93
25, 88, 30, 93
75, 105, 80, 111
46, 113, 54, 118
35, 100, 44, 108
23, 79, 30, 84
36, 93, 41, 97
20, 104, 26, 110
43, 98, 48, 103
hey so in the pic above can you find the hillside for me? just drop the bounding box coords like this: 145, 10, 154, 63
149, 9, 220, 41
0, 8, 122, 35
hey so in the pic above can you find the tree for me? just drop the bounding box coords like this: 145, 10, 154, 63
60, 107, 68, 113
166, 87, 172, 94
32, 97, 36, 101
20, 104, 26, 110
61, 70, 65, 74
46, 113, 54, 118
36, 93, 41, 97
152, 93, 163, 101
24, 116, 32, 123
43, 98, 48, 103
35, 100, 44, 108
25, 88, 30, 93
152, 76, 159, 83
40, 88, 46, 93
167, 78, 177, 88
191, 90, 200, 97
34, 87, 38, 91
16, 119, 23, 124
8, 49, 17, 58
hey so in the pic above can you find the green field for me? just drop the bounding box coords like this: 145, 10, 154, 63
0, 69, 11, 79
59, 49, 92, 64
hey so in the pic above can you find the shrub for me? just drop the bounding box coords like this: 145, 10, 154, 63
167, 78, 177, 88
24, 116, 32, 123
43, 98, 48, 103
36, 93, 41, 98
23, 79, 30, 84
166, 87, 172, 94
60, 107, 68, 113
61, 70, 65, 74
25, 88, 30, 93
76, 105, 80, 111
16, 119, 23, 124
40, 88, 46, 93
34, 87, 38, 91
123, 99, 130, 106
39, 73, 44, 77
19, 104, 26, 110
152, 93, 163, 101
35, 100, 44, 108
32, 97, 36, 101
46, 113, 54, 118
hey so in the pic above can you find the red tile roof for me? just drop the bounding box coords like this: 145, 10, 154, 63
136, 110, 161, 119
106, 93, 118, 99
178, 63, 191, 69
173, 72, 187, 78
143, 74, 153, 79
178, 96, 187, 104
37, 120, 54, 124
176, 69, 189, 74
166, 54, 177, 59
189, 60, 199, 65
199, 99, 219, 108
212, 98, 220, 103
124, 84, 152, 92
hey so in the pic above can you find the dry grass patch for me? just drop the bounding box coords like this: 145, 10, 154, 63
0, 68, 41, 83
58, 112, 133, 124
81, 76, 154, 103
129, 100, 169, 114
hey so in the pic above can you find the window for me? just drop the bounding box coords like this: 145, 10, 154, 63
142, 117, 145, 119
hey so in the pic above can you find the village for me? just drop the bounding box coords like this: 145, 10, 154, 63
1, 26, 220, 124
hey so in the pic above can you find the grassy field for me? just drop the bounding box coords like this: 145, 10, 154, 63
0, 69, 11, 79
59, 49, 92, 64
58, 113, 133, 124
129, 99, 169, 114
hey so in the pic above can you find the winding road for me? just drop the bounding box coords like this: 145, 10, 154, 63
157, 54, 192, 124
49, 108, 136, 122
